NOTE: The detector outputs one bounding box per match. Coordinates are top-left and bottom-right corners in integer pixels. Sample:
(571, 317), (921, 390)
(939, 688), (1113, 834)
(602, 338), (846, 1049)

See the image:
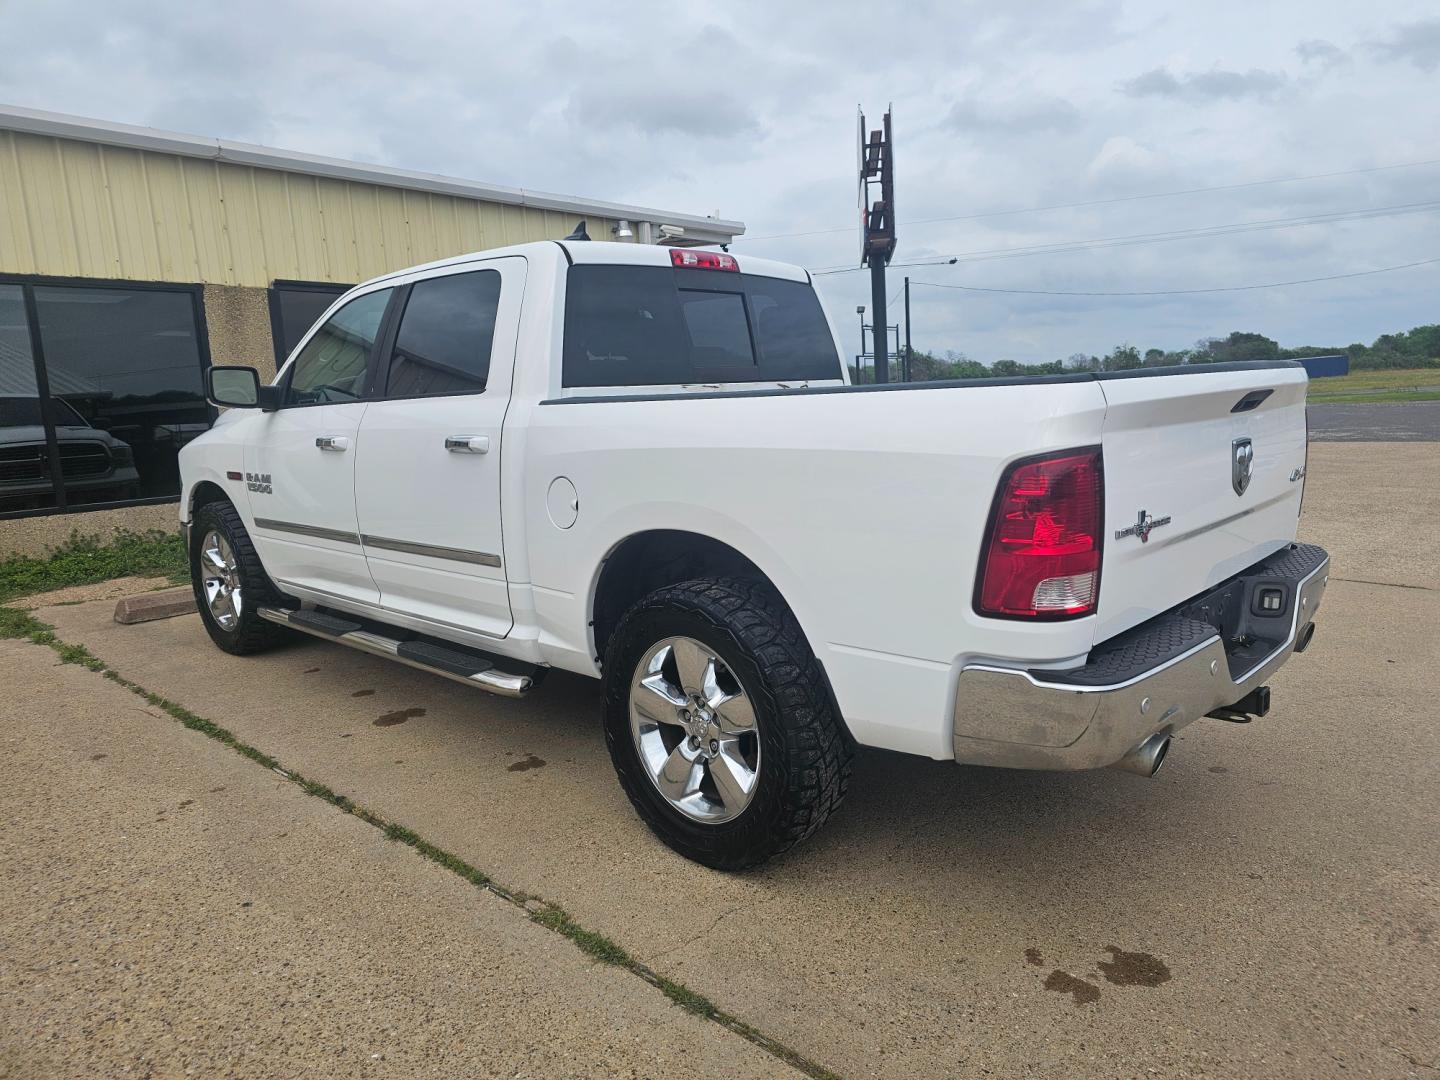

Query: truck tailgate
(1094, 364), (1309, 642)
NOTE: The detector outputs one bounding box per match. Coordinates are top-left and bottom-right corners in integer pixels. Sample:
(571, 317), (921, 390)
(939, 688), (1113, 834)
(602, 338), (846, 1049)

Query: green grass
(0, 529), (187, 604)
(1309, 368), (1440, 403)
(1310, 389), (1440, 404)
(0, 604), (841, 1080)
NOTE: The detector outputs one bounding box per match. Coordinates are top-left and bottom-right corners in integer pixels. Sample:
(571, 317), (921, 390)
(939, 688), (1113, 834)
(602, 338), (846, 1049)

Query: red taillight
(975, 448), (1104, 619)
(670, 249), (739, 272)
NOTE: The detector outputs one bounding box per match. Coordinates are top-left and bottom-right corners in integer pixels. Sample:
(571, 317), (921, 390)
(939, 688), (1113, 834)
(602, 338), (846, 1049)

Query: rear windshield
(562, 266), (841, 387)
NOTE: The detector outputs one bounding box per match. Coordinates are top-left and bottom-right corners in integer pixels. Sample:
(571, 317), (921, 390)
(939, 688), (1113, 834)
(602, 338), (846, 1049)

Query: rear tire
(190, 500), (292, 655)
(602, 578), (853, 870)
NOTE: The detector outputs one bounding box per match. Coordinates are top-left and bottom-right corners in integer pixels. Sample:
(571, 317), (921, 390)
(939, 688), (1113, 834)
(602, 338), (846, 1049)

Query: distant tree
(1209, 331), (1281, 363)
(1065, 352), (1101, 371)
(1102, 344), (1142, 371)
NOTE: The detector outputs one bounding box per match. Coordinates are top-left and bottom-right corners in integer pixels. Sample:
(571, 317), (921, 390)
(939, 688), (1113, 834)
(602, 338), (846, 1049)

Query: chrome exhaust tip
(1110, 733), (1171, 778)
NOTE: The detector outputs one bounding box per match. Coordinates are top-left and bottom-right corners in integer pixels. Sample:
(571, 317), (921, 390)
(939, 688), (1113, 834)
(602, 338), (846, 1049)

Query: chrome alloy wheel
(199, 530), (242, 631)
(628, 636), (762, 824)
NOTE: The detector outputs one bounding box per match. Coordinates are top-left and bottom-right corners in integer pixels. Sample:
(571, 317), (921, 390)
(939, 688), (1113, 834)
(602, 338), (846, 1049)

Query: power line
(809, 198), (1440, 275)
(739, 156), (1440, 243)
(904, 255), (1440, 298)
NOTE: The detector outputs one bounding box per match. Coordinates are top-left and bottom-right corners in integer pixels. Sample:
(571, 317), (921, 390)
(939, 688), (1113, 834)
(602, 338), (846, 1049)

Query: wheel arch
(588, 531), (846, 741)
(187, 479), (232, 522)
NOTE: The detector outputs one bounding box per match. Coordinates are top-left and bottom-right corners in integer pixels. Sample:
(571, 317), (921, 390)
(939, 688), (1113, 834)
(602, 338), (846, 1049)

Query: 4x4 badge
(1115, 509), (1172, 544)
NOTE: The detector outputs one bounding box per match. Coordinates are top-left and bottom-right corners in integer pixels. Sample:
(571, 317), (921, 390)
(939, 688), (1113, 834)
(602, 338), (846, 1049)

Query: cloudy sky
(2, 0), (1437, 363)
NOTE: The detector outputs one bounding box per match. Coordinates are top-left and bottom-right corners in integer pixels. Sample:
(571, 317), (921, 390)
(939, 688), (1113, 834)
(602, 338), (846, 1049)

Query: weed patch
(0, 529), (187, 603)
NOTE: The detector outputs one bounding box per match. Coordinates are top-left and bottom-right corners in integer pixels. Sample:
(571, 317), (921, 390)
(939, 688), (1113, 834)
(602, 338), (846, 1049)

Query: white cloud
(0, 0), (1437, 363)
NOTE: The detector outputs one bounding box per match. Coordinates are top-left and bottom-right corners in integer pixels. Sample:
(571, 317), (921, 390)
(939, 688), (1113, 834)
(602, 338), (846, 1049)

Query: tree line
(850, 322), (1440, 382)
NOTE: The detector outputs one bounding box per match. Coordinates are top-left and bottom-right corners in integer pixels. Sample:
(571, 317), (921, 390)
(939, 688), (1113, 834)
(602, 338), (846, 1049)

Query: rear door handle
(315, 435), (349, 452)
(445, 435), (490, 454)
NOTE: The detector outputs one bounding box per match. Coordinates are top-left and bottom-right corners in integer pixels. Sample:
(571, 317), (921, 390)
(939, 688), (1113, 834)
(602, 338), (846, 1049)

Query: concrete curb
(114, 588), (195, 625)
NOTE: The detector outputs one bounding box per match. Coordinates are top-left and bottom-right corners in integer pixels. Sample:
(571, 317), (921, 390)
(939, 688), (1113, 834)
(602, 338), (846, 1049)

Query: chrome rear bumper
(953, 544), (1330, 771)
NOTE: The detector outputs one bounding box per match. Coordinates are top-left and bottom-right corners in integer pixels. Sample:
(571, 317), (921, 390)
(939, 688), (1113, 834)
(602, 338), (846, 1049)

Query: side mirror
(206, 366), (279, 411)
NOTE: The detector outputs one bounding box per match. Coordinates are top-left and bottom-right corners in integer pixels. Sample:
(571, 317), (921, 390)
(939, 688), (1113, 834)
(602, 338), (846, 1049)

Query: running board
(256, 607), (534, 697)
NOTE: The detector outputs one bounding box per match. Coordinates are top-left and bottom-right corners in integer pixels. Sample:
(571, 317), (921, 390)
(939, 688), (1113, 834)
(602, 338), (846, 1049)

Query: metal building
(0, 104), (744, 553)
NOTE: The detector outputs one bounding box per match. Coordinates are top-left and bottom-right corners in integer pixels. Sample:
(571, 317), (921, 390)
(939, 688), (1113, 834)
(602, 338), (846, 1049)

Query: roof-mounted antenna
(563, 219), (591, 241)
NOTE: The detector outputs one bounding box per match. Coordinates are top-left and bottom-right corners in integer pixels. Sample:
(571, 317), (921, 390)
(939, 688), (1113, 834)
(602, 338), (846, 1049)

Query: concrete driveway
(4, 441), (1437, 1078)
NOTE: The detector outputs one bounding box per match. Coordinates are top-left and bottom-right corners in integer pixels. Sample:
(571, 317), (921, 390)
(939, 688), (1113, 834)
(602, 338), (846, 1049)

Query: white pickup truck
(181, 239), (1329, 868)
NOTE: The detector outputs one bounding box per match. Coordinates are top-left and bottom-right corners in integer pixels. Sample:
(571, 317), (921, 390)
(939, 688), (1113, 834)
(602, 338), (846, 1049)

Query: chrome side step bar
(256, 607), (533, 698)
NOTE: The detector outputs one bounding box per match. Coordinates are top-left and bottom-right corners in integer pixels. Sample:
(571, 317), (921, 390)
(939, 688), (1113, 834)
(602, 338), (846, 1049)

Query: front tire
(602, 578), (854, 870)
(190, 500), (292, 655)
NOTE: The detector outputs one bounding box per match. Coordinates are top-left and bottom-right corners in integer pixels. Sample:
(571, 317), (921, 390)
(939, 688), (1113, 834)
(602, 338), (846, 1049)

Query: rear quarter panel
(518, 382), (1107, 758)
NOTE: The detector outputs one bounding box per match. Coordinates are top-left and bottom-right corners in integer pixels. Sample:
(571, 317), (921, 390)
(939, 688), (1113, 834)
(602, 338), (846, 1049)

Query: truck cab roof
(361, 239), (809, 291)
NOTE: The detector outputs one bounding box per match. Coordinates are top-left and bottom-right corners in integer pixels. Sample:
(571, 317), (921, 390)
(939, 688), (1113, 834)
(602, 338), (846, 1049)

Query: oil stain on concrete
(374, 707), (426, 728)
(1097, 946), (1171, 987)
(1024, 947), (1043, 966)
(352, 689), (375, 698)
(508, 754), (547, 773)
(1044, 970), (1101, 1005)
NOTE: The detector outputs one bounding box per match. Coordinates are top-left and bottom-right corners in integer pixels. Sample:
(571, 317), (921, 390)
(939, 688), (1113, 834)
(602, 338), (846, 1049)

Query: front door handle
(445, 435), (490, 454)
(315, 435), (349, 452)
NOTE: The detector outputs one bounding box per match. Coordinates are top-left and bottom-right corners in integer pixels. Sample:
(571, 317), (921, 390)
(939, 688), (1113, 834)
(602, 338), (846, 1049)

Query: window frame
(374, 267), (504, 403)
(0, 273), (214, 522)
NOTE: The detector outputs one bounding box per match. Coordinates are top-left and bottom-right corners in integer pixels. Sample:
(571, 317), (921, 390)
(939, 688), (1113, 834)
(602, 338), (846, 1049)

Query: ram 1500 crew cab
(181, 239), (1329, 868)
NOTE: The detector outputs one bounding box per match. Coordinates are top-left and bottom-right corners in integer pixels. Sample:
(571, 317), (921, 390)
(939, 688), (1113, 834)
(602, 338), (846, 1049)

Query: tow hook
(1206, 685), (1271, 724)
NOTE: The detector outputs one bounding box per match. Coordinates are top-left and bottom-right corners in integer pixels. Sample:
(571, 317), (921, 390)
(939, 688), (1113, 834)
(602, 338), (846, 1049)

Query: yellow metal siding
(0, 130), (615, 286)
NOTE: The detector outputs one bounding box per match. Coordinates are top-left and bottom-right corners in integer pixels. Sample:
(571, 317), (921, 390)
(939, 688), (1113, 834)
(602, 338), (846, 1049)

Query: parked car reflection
(0, 395), (140, 511)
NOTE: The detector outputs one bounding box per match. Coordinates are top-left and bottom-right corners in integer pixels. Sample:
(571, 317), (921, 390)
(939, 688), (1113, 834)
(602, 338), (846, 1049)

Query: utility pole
(858, 106), (897, 383)
(855, 305), (866, 380)
(903, 276), (912, 382)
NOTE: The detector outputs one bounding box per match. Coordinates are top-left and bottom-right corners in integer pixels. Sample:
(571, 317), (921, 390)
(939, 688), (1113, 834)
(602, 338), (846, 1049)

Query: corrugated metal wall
(0, 130), (615, 286)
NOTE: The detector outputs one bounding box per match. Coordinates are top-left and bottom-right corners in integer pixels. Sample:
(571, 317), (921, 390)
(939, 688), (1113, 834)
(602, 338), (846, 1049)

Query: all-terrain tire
(189, 500), (293, 655)
(602, 578), (854, 870)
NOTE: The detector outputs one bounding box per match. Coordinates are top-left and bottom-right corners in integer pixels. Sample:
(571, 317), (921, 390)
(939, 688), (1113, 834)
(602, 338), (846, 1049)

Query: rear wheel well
(591, 531), (771, 664)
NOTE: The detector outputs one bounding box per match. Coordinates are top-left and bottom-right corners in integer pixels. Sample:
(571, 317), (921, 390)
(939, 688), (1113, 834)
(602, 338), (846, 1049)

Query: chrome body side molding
(254, 517), (360, 544)
(360, 534), (502, 568)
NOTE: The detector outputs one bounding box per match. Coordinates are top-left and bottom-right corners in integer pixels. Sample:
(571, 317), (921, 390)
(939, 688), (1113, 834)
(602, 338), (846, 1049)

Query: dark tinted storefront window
(0, 279), (211, 517)
(0, 284), (61, 513)
(269, 282), (351, 364)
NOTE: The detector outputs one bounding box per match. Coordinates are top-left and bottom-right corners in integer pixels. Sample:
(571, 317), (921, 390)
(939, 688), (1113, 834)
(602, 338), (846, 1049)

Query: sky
(1, 0), (1438, 364)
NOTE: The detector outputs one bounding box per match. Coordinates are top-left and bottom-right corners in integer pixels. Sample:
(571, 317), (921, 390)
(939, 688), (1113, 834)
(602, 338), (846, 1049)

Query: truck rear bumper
(952, 543), (1330, 771)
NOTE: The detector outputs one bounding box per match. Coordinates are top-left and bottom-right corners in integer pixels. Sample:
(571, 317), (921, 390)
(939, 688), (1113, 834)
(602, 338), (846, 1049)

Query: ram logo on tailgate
(1232, 438), (1254, 496)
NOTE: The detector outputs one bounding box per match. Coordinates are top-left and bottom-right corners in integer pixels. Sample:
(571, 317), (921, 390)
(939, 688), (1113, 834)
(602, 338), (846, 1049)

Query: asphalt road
(3, 441), (1437, 1078)
(1308, 401), (1440, 441)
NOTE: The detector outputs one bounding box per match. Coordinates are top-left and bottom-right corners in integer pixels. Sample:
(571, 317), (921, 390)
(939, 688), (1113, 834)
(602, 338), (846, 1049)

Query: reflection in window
(285, 289), (391, 405)
(269, 283), (351, 364)
(387, 271), (500, 398)
(0, 284), (61, 512)
(33, 286), (206, 505)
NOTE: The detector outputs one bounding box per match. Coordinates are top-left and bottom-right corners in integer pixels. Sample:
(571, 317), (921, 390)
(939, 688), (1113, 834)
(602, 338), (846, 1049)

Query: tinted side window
(562, 267), (689, 387)
(745, 276), (842, 382)
(386, 271), (501, 398)
(285, 289), (391, 406)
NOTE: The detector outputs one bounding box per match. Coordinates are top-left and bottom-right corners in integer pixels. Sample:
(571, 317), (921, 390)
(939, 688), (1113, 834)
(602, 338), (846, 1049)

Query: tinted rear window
(562, 266), (840, 387)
